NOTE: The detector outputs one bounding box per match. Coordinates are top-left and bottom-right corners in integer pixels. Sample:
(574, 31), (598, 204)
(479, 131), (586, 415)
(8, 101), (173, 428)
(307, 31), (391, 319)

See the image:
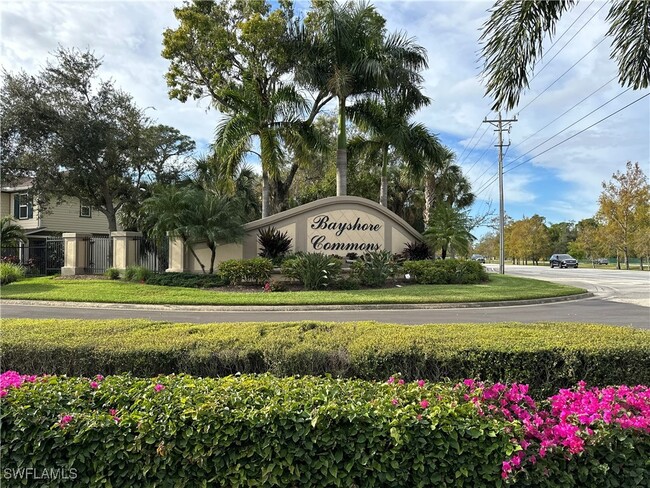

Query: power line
(465, 133), (498, 173)
(505, 86), (633, 169)
(530, 1), (605, 82)
(518, 36), (608, 114)
(512, 75), (618, 150)
(504, 93), (649, 175)
(457, 124), (491, 166)
(473, 92), (650, 198)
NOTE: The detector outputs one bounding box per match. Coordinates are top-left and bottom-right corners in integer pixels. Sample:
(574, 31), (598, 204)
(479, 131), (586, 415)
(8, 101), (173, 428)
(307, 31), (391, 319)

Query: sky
(1, 0), (648, 237)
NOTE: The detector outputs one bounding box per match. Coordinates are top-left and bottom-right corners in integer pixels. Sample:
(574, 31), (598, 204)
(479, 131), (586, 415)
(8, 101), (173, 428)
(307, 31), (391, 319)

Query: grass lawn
(0, 274), (585, 305)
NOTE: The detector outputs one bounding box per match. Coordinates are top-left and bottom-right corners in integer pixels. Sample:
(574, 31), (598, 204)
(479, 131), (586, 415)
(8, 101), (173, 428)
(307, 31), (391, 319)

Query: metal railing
(83, 236), (112, 274)
(1, 238), (64, 275)
(133, 236), (168, 273)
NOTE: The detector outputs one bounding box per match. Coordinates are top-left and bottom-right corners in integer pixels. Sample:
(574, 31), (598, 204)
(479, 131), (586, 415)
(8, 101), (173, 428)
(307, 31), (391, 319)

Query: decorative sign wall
(307, 210), (385, 255)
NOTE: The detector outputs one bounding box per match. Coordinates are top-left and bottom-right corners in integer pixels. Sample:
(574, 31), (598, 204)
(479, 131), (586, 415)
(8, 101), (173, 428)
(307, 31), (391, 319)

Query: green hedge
(403, 259), (488, 284)
(144, 272), (226, 288)
(2, 374), (648, 487)
(3, 320), (649, 396)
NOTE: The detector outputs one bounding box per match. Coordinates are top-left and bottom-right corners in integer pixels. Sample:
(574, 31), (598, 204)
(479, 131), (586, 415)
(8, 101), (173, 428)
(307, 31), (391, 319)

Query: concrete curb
(1, 292), (594, 312)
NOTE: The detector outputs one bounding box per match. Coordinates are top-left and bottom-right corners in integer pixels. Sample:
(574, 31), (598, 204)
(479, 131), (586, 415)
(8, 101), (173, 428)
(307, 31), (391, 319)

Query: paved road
(2, 266), (648, 328)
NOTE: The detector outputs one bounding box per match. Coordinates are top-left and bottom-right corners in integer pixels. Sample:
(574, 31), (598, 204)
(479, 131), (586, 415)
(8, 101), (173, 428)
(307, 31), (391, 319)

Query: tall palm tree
(348, 89), (442, 207)
(423, 146), (455, 226)
(481, 0), (650, 110)
(297, 0), (428, 196)
(0, 216), (26, 247)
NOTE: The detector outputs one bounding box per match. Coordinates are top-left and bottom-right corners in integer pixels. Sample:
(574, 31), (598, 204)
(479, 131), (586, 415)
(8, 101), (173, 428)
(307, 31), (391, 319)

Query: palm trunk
(380, 145), (388, 207)
(262, 172), (270, 218)
(336, 97), (347, 196)
(423, 173), (435, 226)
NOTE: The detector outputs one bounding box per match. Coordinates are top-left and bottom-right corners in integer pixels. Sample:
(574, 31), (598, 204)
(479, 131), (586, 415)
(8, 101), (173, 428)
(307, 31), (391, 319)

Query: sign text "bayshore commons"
(309, 215), (382, 252)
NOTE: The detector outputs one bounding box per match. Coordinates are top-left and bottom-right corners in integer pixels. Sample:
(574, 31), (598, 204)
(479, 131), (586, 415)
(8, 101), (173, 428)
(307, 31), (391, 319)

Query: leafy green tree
(298, 0), (428, 196)
(569, 218), (603, 265)
(0, 216), (26, 247)
(481, 0), (650, 110)
(1, 48), (193, 233)
(424, 203), (475, 259)
(163, 0), (324, 217)
(548, 222), (577, 254)
(597, 161), (650, 269)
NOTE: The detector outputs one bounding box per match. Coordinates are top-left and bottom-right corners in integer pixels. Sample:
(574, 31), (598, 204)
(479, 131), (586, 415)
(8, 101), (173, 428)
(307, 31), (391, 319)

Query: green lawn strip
(0, 274), (585, 305)
(4, 319), (648, 396)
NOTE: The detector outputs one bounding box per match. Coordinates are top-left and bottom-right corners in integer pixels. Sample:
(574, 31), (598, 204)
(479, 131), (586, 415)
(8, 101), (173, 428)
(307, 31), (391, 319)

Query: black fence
(1, 238), (64, 276)
(83, 236), (112, 274)
(133, 236), (169, 273)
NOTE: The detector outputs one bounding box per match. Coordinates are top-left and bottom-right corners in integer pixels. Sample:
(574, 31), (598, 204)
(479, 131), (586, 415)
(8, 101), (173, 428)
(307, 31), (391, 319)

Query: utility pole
(484, 112), (517, 275)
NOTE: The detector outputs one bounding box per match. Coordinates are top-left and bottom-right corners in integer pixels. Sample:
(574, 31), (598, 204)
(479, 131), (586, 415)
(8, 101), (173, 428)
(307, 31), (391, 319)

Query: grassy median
(0, 274), (585, 305)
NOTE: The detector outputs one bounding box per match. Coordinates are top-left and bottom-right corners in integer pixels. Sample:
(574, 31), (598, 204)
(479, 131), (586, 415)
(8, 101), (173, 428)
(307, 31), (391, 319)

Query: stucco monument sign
(167, 196), (423, 273)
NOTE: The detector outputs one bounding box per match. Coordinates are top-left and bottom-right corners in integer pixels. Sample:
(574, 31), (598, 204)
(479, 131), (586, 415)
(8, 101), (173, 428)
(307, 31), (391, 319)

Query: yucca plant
(282, 252), (341, 290)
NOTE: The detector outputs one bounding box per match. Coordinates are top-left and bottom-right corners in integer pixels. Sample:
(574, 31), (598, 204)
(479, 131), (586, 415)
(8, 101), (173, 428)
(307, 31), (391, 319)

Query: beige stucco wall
(170, 197), (423, 273)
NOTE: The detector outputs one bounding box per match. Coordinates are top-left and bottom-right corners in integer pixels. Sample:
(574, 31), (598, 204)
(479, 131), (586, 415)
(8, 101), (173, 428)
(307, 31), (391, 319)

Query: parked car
(549, 254), (578, 268)
(471, 254), (486, 263)
(593, 258), (609, 265)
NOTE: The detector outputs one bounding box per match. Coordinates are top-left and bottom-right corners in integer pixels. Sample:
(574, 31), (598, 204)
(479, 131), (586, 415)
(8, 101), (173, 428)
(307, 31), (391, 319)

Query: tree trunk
(423, 174), (435, 227)
(624, 246), (629, 270)
(336, 97), (347, 196)
(262, 172), (270, 218)
(208, 245), (216, 275)
(380, 145), (388, 207)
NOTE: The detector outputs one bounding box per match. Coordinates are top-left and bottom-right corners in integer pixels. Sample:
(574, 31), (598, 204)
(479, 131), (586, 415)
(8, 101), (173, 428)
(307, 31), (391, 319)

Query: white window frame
(18, 193), (30, 220)
(80, 203), (92, 218)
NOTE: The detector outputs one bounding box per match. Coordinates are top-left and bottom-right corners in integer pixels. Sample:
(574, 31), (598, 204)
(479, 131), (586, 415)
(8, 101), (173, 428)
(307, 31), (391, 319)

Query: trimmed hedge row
(1, 374), (648, 487)
(402, 259), (488, 284)
(3, 320), (649, 396)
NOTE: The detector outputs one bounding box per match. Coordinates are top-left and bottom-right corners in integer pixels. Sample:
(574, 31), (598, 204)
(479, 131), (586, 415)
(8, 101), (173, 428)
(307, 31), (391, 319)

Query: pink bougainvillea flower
(397, 379), (405, 386)
(60, 415), (73, 427)
(387, 377), (395, 385)
(417, 379), (425, 388)
(420, 399), (430, 409)
(154, 383), (165, 392)
(90, 381), (99, 389)
(0, 390), (7, 398)
(391, 398), (399, 406)
(416, 414), (423, 421)
(96, 375), (104, 381)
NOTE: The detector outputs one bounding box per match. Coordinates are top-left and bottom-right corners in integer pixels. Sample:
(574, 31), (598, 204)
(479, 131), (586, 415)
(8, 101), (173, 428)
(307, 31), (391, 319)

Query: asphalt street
(2, 265), (648, 328)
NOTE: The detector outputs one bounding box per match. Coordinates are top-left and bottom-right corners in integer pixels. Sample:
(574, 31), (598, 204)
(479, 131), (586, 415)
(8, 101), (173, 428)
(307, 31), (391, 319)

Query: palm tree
(348, 89), (442, 207)
(298, 0), (428, 196)
(424, 203), (476, 259)
(0, 216), (26, 247)
(423, 146), (454, 226)
(481, 0), (650, 110)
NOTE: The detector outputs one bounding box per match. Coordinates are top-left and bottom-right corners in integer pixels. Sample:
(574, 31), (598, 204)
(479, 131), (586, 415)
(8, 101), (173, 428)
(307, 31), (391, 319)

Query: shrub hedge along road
(1, 373), (648, 487)
(3, 320), (649, 397)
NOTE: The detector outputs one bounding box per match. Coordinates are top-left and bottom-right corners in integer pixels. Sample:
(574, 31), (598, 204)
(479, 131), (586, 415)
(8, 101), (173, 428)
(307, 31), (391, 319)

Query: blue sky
(2, 0), (648, 237)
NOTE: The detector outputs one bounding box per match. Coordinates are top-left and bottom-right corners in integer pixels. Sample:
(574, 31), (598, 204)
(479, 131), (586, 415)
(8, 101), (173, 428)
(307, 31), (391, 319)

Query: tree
(505, 215), (551, 264)
(348, 89), (441, 207)
(1, 48), (193, 233)
(298, 0), (428, 196)
(568, 218), (603, 265)
(423, 203), (475, 259)
(0, 216), (26, 247)
(548, 221), (577, 254)
(481, 0), (650, 110)
(163, 0), (324, 218)
(141, 184), (245, 274)
(596, 161), (649, 269)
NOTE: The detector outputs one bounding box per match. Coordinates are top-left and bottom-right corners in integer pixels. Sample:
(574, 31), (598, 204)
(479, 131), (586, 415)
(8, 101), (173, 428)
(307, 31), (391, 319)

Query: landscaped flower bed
(1, 372), (648, 487)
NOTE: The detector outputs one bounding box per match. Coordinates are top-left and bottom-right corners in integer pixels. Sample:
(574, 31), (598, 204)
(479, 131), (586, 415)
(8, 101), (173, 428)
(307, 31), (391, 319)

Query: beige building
(1, 179), (113, 245)
(169, 196), (424, 273)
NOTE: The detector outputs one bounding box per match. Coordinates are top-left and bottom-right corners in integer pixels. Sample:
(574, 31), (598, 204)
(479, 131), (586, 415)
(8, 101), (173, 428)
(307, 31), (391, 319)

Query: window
(80, 202), (92, 218)
(17, 193), (31, 220)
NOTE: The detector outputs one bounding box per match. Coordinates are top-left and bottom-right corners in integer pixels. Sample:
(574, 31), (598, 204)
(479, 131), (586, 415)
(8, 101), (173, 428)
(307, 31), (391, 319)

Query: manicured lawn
(0, 274), (585, 305)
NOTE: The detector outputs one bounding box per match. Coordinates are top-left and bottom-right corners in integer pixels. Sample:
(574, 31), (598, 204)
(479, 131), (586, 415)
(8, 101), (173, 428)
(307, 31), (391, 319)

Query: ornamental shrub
(403, 259), (488, 285)
(3, 320), (649, 396)
(257, 226), (292, 265)
(144, 272), (226, 288)
(218, 258), (273, 285)
(123, 265), (151, 282)
(281, 253), (341, 290)
(1, 372), (648, 487)
(104, 267), (120, 280)
(351, 250), (399, 287)
(0, 262), (24, 285)
(401, 241), (432, 261)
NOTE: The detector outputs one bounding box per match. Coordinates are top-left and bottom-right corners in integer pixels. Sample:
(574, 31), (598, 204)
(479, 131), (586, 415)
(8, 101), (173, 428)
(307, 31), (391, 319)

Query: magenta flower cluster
(460, 379), (650, 480)
(0, 370), (36, 397)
